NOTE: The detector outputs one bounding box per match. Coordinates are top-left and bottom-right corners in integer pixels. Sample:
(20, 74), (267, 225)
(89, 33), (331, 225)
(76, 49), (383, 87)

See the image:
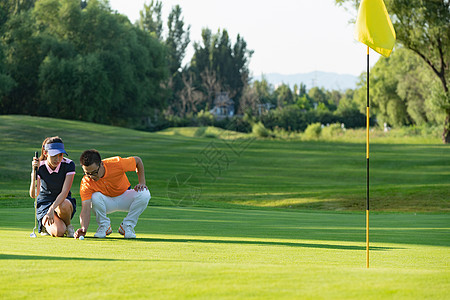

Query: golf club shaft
(33, 151), (38, 233)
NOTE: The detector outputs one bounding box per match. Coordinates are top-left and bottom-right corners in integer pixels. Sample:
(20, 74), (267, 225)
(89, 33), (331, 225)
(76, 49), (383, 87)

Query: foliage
(0, 42), (15, 97)
(189, 28), (253, 113)
(321, 123), (344, 139)
(259, 105), (367, 133)
(165, 5), (190, 76)
(1, 9), (42, 115)
(253, 76), (276, 106)
(137, 0), (163, 40)
(353, 48), (443, 127)
(303, 122), (322, 140)
(196, 110), (214, 125)
(274, 83), (294, 107)
(2, 0), (448, 139)
(309, 87), (337, 111)
(0, 0), (168, 127)
(389, 0), (449, 92)
(252, 121), (270, 138)
(335, 0), (450, 142)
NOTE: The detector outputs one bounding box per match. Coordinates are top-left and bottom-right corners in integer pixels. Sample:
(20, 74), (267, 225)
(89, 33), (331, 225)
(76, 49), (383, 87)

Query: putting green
(0, 206), (448, 299)
(0, 115), (448, 298)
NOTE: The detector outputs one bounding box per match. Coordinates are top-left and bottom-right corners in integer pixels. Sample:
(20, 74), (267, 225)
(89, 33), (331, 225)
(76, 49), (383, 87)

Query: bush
(322, 123), (344, 139)
(252, 122), (270, 138)
(303, 123), (322, 140)
(197, 110), (214, 126)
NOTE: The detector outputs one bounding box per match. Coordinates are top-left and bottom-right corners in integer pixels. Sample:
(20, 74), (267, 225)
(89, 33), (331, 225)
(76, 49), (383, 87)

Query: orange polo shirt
(80, 156), (136, 201)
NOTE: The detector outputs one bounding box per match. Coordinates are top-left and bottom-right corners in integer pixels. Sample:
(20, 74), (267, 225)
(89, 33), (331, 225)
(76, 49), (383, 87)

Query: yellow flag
(355, 0), (396, 57)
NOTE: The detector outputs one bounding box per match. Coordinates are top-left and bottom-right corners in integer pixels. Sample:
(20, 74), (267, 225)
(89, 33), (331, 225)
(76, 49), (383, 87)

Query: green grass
(0, 115), (448, 212)
(0, 207), (448, 299)
(158, 126), (250, 139)
(0, 115), (449, 298)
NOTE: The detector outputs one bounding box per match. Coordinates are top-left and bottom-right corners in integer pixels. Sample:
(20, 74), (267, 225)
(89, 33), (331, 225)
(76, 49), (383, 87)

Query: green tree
(190, 28), (253, 112)
(232, 33), (253, 102)
(253, 76), (275, 106)
(336, 89), (357, 114)
(296, 95), (313, 110)
(160, 5), (191, 117)
(336, 0), (450, 142)
(0, 0), (35, 28)
(389, 0), (450, 142)
(0, 43), (15, 98)
(274, 83), (294, 108)
(327, 90), (342, 108)
(166, 5), (190, 75)
(1, 9), (43, 114)
(308, 87), (336, 111)
(137, 0), (163, 40)
(1, 0), (168, 126)
(353, 47), (440, 127)
(33, 0), (167, 125)
(298, 83), (308, 97)
(38, 53), (112, 122)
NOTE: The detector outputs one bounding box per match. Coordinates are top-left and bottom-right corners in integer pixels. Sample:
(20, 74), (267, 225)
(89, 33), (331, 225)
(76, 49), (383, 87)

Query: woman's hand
(31, 157), (39, 170)
(43, 208), (55, 226)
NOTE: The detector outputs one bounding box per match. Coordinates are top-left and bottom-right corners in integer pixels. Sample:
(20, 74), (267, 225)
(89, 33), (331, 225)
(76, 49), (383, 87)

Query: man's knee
(91, 192), (105, 205)
(135, 189), (151, 205)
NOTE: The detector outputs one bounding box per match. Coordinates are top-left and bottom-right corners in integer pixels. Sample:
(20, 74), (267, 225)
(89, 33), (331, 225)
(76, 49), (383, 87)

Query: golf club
(30, 151), (38, 238)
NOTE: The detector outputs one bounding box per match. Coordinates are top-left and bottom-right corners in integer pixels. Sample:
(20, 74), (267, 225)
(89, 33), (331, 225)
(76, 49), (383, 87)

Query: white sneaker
(118, 223), (136, 239)
(66, 224), (75, 238)
(40, 226), (50, 236)
(94, 225), (112, 238)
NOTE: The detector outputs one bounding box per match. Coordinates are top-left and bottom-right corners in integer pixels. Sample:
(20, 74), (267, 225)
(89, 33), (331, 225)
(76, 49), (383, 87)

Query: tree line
(336, 0), (449, 142)
(0, 0), (254, 128)
(1, 0), (449, 142)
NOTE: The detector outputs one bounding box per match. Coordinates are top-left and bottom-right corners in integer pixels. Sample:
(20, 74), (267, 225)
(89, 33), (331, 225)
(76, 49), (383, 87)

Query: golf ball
(79, 236), (84, 240)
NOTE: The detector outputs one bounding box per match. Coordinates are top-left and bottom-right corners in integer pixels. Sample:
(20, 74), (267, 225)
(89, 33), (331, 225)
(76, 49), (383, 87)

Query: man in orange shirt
(74, 150), (151, 239)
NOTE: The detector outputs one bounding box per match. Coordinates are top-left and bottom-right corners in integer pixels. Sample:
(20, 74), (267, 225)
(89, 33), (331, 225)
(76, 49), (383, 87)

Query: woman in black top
(29, 137), (77, 237)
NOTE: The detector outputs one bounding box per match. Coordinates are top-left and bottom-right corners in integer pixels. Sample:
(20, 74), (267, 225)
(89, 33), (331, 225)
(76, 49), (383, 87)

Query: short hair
(80, 149), (102, 166)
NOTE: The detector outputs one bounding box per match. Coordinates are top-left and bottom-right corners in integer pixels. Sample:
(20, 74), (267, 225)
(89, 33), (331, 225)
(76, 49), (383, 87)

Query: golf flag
(354, 0), (395, 268)
(355, 0), (396, 57)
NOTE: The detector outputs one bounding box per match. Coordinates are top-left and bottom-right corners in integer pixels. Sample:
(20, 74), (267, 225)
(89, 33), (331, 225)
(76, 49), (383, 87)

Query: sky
(108, 0), (382, 77)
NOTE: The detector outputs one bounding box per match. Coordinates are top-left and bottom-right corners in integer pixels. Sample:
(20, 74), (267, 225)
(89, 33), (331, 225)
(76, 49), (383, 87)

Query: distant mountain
(253, 71), (359, 91)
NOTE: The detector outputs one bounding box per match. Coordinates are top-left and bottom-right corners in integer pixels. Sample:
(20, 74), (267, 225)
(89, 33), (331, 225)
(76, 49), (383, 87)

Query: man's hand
(74, 228), (86, 239)
(134, 183), (148, 192)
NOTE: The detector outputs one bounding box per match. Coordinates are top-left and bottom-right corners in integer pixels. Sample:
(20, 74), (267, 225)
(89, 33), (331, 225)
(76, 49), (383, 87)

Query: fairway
(1, 116), (448, 212)
(0, 115), (449, 299)
(0, 207), (448, 299)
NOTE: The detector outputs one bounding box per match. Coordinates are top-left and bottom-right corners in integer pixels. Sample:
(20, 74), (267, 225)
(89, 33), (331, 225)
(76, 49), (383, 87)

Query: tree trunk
(443, 113), (450, 144)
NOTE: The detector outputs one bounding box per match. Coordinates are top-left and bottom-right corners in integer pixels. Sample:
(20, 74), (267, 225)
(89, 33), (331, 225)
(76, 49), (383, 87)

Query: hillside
(0, 115), (448, 212)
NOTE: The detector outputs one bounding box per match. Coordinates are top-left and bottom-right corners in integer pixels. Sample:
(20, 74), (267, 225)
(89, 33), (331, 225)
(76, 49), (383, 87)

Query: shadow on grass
(0, 253), (129, 261)
(94, 236), (399, 251)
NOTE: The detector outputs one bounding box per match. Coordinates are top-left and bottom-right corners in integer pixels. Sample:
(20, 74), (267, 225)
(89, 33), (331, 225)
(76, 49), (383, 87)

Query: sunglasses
(84, 163), (101, 176)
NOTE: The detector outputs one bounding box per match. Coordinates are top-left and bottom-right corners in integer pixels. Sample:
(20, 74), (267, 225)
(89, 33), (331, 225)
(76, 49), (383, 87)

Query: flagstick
(366, 45), (370, 269)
